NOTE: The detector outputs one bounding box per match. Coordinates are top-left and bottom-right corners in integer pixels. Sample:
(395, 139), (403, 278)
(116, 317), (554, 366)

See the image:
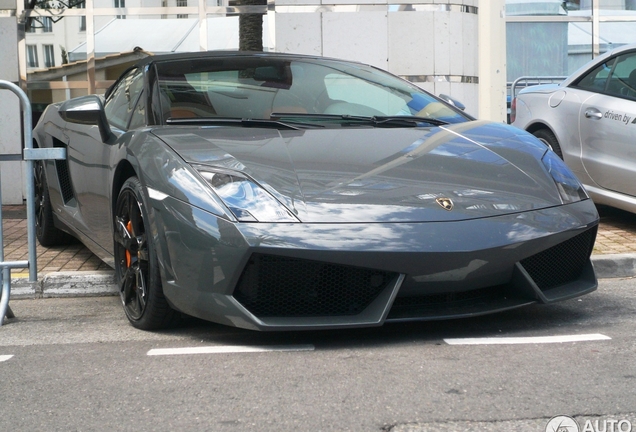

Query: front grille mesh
(233, 254), (397, 318)
(520, 226), (597, 291)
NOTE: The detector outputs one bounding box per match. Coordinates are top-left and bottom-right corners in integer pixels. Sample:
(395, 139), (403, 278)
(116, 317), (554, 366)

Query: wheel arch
(525, 121), (557, 137)
(111, 159), (137, 220)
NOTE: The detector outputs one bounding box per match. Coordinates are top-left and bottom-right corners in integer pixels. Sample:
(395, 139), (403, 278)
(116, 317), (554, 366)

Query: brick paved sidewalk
(1, 206), (110, 275)
(1, 204), (635, 276)
(594, 205), (636, 255)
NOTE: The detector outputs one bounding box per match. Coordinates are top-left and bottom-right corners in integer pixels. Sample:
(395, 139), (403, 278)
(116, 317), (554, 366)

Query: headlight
(194, 165), (299, 222)
(541, 151), (589, 204)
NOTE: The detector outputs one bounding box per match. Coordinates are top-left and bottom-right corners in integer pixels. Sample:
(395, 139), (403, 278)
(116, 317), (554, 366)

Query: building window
(177, 0), (187, 18)
(506, 0), (636, 83)
(114, 0), (126, 19)
(44, 45), (55, 68)
(27, 45), (39, 68)
(43, 17), (53, 32)
(78, 0), (86, 31)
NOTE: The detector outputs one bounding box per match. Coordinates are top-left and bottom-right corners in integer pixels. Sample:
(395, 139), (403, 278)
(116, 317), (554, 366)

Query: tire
(114, 177), (178, 330)
(532, 128), (563, 159)
(34, 161), (74, 246)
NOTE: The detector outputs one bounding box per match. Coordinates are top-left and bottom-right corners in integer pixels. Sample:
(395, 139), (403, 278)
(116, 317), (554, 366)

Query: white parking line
(147, 345), (315, 356)
(0, 355), (14, 362)
(444, 333), (611, 345)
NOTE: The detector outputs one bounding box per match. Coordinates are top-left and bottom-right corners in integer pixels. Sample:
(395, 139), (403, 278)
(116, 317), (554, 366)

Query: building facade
(0, 0), (635, 203)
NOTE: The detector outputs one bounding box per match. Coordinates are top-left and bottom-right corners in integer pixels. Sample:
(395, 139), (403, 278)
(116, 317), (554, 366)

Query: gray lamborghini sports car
(512, 43), (636, 214)
(33, 51), (599, 331)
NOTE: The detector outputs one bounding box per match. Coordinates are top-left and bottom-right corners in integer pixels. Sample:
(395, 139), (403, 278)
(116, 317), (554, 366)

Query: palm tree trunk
(238, 0), (266, 51)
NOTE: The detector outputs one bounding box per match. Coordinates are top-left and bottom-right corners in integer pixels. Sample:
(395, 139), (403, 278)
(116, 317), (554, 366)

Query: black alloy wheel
(114, 177), (177, 329)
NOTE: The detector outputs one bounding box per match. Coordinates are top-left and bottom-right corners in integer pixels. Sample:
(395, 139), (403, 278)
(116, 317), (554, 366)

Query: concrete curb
(10, 271), (117, 299)
(5, 254), (635, 300)
(591, 253), (636, 279)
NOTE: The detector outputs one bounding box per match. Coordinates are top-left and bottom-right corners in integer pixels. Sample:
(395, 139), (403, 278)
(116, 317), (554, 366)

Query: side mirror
(59, 95), (113, 142)
(438, 94), (466, 111)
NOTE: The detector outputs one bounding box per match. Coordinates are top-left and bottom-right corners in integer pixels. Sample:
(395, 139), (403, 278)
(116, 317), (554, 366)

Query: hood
(153, 121), (563, 223)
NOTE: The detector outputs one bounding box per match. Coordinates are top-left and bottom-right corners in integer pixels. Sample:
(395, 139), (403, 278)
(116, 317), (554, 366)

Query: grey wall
(0, 0), (26, 204)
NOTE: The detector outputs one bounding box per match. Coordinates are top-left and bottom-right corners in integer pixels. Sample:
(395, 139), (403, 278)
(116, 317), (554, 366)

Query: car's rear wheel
(114, 177), (178, 330)
(533, 129), (563, 159)
(34, 161), (74, 246)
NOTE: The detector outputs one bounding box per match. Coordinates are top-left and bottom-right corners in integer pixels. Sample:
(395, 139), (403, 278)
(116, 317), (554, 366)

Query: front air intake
(233, 254), (397, 318)
(520, 226), (597, 291)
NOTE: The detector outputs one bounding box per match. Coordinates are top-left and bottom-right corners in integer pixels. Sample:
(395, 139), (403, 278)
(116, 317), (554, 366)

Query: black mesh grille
(233, 254), (397, 318)
(53, 138), (73, 204)
(520, 226), (597, 291)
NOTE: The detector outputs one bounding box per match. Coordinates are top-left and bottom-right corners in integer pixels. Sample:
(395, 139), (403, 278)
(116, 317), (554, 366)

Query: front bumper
(151, 197), (599, 330)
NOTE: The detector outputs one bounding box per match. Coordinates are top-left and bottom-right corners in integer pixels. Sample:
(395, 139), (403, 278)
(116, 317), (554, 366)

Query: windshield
(154, 56), (468, 126)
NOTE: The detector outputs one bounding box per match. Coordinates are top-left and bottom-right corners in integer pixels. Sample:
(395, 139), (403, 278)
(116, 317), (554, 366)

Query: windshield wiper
(371, 115), (449, 126)
(270, 112), (448, 127)
(165, 117), (324, 130)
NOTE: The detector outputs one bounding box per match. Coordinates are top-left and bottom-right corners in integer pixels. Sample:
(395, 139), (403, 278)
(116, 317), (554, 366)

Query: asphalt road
(2, 278), (636, 432)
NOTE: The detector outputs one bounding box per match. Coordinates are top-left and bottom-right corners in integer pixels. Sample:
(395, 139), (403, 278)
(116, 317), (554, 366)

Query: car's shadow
(150, 288), (628, 350)
(597, 204), (636, 227)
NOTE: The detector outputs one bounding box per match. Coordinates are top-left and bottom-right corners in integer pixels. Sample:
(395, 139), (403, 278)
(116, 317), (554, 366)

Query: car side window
(608, 52), (636, 100)
(128, 90), (146, 130)
(104, 69), (144, 130)
(573, 57), (615, 93)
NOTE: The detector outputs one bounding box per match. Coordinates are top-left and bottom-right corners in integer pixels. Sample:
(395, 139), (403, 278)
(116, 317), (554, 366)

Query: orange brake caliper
(125, 221), (133, 268)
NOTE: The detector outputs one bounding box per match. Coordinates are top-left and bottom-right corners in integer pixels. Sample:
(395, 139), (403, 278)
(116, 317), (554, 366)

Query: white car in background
(512, 44), (636, 214)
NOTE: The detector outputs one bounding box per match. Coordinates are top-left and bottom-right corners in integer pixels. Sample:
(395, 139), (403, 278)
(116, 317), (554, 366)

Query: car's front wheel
(533, 128), (563, 159)
(114, 177), (178, 330)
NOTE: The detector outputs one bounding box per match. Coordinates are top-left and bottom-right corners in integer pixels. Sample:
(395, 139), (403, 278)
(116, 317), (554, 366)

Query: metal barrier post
(510, 76), (568, 101)
(0, 172), (24, 323)
(0, 80), (66, 326)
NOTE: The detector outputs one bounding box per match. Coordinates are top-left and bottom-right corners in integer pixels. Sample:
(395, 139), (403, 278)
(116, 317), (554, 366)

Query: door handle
(585, 109), (603, 119)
